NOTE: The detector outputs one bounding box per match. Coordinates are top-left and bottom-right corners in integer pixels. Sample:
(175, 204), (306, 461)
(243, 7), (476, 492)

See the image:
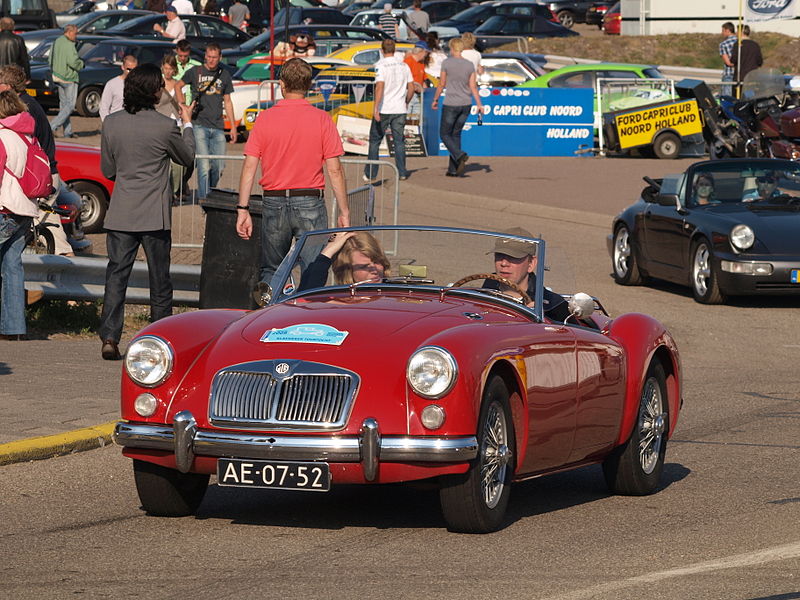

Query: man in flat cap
(483, 227), (569, 321)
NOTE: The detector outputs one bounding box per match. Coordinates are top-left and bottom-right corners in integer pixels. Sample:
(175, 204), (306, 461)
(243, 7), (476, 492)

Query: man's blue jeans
(194, 124), (227, 199)
(721, 74), (734, 98)
(440, 104), (471, 174)
(0, 214), (32, 335)
(260, 195), (328, 290)
(50, 81), (77, 137)
(365, 113), (408, 179)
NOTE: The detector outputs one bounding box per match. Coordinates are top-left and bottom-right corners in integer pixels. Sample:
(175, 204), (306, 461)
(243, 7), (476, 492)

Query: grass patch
(501, 32), (800, 74)
(26, 300), (197, 339)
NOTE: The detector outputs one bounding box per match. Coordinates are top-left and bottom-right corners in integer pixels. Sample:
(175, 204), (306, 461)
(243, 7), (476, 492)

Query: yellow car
(327, 41), (415, 66)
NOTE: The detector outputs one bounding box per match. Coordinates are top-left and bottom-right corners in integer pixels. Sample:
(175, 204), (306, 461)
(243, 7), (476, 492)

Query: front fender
(606, 313), (682, 446)
(120, 309), (248, 422)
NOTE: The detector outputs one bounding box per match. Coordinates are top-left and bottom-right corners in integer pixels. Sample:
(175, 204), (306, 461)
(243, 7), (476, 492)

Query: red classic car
(113, 226), (682, 533)
(55, 142), (115, 234)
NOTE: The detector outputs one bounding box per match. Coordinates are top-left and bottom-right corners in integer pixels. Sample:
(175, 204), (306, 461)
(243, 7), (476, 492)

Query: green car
(517, 63), (670, 114)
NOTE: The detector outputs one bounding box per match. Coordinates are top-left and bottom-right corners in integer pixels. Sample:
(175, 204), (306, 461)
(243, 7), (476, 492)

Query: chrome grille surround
(209, 360), (359, 431)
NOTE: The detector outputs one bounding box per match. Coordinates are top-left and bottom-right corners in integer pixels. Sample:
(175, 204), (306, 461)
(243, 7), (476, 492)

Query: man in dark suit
(99, 64), (195, 360)
(0, 18), (30, 79)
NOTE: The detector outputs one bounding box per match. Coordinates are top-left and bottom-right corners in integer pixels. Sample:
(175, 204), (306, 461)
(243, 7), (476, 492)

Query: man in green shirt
(175, 39), (201, 104)
(48, 24), (83, 138)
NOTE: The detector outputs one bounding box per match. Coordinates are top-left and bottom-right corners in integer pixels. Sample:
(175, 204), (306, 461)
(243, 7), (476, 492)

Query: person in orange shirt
(404, 41), (429, 93)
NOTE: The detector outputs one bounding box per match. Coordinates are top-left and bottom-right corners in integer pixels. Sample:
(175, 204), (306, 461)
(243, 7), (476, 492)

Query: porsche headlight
(407, 346), (457, 398)
(731, 224), (755, 250)
(245, 111), (256, 123)
(125, 336), (173, 387)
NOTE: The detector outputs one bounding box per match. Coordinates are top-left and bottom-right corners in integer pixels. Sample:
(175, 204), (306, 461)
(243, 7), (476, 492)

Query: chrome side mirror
(567, 292), (595, 320)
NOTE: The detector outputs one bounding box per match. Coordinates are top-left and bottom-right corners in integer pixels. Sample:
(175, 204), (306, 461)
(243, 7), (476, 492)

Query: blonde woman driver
(299, 231), (390, 290)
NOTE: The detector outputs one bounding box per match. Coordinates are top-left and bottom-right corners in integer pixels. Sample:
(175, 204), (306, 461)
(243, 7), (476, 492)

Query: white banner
(745, 0), (797, 21)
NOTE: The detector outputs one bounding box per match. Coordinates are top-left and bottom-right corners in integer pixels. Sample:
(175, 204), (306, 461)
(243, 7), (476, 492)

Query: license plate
(217, 458), (330, 492)
(792, 269), (799, 283)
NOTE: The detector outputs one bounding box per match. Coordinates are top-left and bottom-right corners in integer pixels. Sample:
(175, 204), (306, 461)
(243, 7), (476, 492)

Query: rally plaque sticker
(260, 323), (349, 345)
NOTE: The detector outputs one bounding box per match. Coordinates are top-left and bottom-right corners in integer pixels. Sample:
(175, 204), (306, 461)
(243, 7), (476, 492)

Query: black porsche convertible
(609, 158), (800, 303)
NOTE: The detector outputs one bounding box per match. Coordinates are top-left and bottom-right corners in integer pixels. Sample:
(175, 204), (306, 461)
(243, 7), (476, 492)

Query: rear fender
(606, 313), (682, 446)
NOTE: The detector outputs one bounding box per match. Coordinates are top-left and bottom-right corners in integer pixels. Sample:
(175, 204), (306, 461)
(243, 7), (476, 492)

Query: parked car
(603, 1), (620, 34)
(226, 56), (353, 140)
(101, 13), (251, 49)
(272, 6), (353, 25)
(368, 0), (470, 10)
(537, 0), (595, 28)
(350, 8), (420, 41)
(21, 9), (154, 53)
(473, 14), (578, 51)
(477, 51), (545, 87)
(223, 25), (390, 66)
(585, 1), (612, 28)
(113, 225), (682, 533)
(610, 158), (800, 303)
(430, 1), (557, 37)
(55, 142), (115, 234)
(327, 40), (416, 64)
(26, 37), (207, 119)
(0, 0), (55, 31)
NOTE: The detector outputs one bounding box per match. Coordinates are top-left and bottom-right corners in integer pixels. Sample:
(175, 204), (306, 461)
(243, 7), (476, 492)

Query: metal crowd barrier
(23, 254), (201, 306)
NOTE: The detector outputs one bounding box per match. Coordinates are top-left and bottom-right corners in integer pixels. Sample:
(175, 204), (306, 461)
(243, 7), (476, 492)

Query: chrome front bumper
(113, 410), (478, 482)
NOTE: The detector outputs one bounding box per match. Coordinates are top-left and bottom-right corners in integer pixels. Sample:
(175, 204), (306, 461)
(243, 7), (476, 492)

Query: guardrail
(23, 254), (201, 306)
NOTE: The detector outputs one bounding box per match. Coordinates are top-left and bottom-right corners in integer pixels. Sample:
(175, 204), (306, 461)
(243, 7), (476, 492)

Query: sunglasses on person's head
(296, 35), (308, 40)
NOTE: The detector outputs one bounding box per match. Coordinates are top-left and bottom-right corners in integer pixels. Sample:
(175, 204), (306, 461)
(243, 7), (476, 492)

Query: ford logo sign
(748, 0), (791, 14)
(275, 362), (290, 375)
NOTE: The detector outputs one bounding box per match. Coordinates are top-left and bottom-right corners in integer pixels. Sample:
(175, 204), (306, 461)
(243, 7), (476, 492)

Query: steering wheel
(450, 273), (533, 305)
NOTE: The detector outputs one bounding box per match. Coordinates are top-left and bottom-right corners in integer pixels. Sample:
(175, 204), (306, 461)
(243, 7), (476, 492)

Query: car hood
(702, 203), (800, 254)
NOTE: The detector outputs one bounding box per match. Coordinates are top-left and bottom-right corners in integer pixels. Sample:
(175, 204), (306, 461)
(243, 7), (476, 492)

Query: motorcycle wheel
(25, 227), (55, 255)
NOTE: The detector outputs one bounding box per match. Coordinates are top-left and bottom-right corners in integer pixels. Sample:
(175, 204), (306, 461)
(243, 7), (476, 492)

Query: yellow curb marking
(0, 421), (117, 466)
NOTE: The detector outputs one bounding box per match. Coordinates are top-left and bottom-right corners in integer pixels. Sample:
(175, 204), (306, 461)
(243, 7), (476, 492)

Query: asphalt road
(1, 122), (799, 598)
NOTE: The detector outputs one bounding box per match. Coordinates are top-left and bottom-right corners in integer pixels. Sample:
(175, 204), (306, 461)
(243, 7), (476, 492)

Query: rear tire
(611, 224), (643, 285)
(77, 87), (102, 118)
(557, 9), (575, 28)
(71, 181), (108, 233)
(133, 459), (209, 517)
(653, 132), (681, 159)
(603, 361), (668, 495)
(439, 376), (515, 533)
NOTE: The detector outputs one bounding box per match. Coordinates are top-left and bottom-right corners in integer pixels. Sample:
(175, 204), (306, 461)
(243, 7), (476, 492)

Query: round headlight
(731, 224), (755, 250)
(134, 393), (158, 417)
(125, 336), (173, 387)
(407, 346), (457, 398)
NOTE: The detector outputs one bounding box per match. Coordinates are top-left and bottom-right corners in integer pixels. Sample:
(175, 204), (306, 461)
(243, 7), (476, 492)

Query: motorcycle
(26, 183), (92, 255)
(677, 68), (800, 161)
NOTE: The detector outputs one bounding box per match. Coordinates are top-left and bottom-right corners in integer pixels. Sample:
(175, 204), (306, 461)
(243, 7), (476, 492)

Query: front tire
(602, 361), (668, 495)
(25, 226), (55, 255)
(612, 224), (643, 285)
(439, 376), (515, 533)
(133, 459), (209, 517)
(71, 181), (108, 233)
(691, 238), (725, 304)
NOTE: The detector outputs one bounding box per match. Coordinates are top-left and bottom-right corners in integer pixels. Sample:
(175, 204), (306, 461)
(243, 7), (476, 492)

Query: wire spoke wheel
(637, 375), (666, 475)
(480, 402), (510, 509)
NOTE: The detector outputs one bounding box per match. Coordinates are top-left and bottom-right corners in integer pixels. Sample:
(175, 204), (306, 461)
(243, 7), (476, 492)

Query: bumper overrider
(113, 410), (479, 482)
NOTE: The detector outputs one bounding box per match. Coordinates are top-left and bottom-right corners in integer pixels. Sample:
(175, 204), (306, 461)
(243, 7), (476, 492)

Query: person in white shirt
(364, 38), (414, 182)
(153, 5), (186, 42)
(99, 55), (138, 121)
(170, 0), (195, 13)
(460, 32), (483, 76)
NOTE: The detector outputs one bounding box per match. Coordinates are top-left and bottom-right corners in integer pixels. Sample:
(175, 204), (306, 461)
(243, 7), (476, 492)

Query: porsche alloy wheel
(439, 376), (515, 533)
(133, 459), (209, 517)
(691, 239), (725, 304)
(602, 361), (668, 495)
(612, 225), (642, 285)
(557, 9), (575, 28)
(77, 87), (102, 118)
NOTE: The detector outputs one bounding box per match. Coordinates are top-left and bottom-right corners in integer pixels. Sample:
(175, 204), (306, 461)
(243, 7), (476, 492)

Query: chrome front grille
(209, 360), (358, 430)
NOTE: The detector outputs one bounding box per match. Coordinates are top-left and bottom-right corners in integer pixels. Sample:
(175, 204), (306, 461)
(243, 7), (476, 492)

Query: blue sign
(423, 88), (594, 157)
(317, 80), (336, 103)
(260, 323), (349, 345)
(748, 0), (792, 16)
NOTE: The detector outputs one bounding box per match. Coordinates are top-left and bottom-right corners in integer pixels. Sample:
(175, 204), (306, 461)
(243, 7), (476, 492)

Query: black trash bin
(199, 190), (262, 309)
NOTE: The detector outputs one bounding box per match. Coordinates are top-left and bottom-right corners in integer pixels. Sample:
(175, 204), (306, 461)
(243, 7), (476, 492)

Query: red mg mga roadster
(113, 226), (682, 533)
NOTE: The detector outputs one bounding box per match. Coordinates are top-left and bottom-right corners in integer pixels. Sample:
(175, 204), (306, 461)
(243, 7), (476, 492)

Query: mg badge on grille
(275, 362), (290, 375)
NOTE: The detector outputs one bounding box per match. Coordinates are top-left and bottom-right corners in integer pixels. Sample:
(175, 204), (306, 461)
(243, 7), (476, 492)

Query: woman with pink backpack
(0, 90), (44, 340)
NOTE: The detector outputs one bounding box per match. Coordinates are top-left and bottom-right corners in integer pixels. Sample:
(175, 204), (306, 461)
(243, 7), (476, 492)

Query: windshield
(686, 161), (800, 208)
(742, 67), (785, 100)
(269, 226), (583, 323)
(450, 4), (491, 22)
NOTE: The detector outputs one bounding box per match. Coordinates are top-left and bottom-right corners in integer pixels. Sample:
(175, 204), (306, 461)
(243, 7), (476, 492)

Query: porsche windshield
(270, 227), (577, 318)
(686, 162), (800, 208)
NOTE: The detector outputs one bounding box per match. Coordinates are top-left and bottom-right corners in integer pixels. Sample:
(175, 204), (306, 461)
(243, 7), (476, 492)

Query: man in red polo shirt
(236, 58), (350, 305)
